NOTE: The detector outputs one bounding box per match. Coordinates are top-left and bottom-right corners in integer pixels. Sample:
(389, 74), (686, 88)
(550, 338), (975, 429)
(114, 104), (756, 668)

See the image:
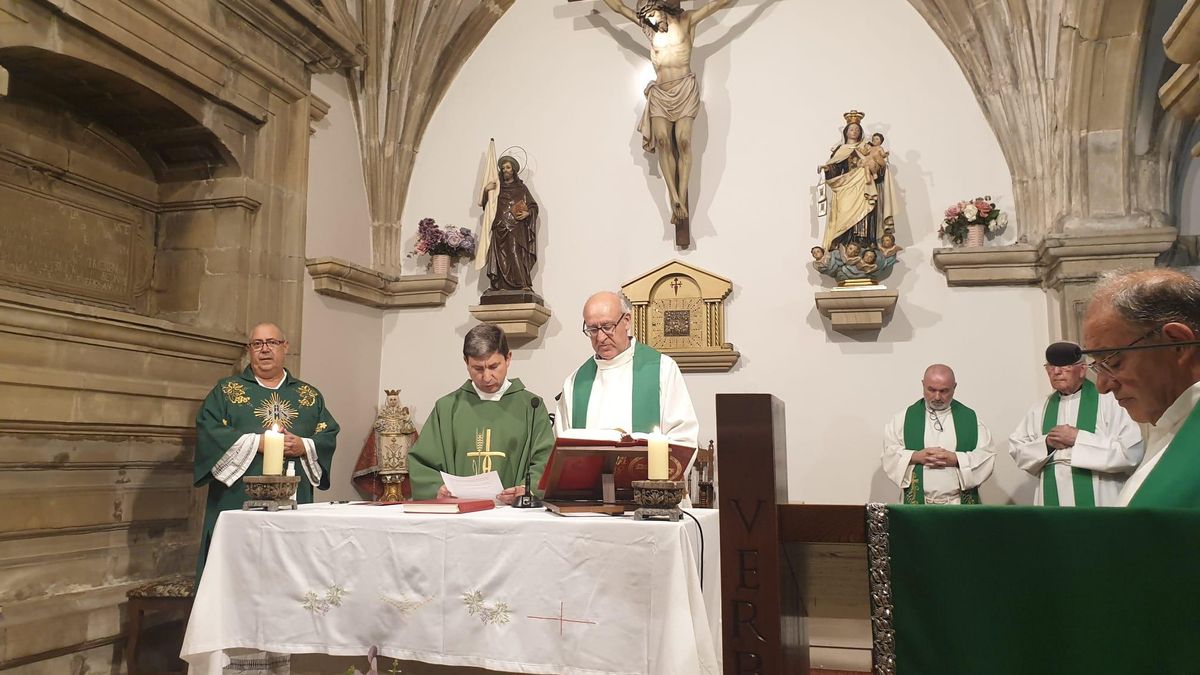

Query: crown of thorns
(636, 0), (683, 19)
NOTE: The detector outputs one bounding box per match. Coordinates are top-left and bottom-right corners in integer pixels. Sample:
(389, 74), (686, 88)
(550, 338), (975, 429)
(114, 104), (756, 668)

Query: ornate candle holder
(243, 475), (300, 511)
(632, 479), (686, 522)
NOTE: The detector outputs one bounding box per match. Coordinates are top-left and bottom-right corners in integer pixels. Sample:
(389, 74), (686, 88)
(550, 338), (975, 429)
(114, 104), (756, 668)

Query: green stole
(902, 399), (981, 505)
(1128, 399), (1200, 508)
(571, 342), (662, 433)
(1041, 379), (1099, 507)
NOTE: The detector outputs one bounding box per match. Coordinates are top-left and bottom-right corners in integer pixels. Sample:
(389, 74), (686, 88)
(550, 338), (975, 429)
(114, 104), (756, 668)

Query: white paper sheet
(439, 470), (504, 500)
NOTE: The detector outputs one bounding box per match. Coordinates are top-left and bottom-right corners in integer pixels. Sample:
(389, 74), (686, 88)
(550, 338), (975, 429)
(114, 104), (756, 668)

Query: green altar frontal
(870, 504), (1200, 674)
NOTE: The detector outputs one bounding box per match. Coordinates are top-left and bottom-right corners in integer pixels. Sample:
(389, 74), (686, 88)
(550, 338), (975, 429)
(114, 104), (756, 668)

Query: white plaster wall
(301, 73), (383, 501)
(370, 0), (1050, 505)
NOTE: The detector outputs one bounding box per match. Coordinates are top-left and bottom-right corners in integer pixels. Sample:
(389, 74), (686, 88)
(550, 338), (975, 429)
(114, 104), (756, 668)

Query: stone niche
(0, 0), (362, 671)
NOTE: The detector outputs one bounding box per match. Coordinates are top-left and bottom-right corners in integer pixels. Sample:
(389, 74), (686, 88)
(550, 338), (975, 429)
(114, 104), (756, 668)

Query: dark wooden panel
(716, 393), (805, 674)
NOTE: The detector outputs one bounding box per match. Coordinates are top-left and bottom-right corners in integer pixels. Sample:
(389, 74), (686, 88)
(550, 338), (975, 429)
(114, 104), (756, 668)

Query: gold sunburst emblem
(297, 385), (318, 407)
(254, 392), (299, 430)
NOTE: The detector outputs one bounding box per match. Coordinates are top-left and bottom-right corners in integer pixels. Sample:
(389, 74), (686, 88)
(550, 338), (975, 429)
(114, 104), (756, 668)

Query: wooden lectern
(716, 394), (871, 675)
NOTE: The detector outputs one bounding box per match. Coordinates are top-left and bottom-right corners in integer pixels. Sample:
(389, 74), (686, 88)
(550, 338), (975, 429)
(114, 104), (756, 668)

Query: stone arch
(907, 0), (1188, 240)
(0, 46), (243, 183)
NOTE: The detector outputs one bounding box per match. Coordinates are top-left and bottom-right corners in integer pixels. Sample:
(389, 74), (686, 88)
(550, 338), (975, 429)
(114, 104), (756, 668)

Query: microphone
(513, 397), (544, 509)
(1045, 339), (1200, 367)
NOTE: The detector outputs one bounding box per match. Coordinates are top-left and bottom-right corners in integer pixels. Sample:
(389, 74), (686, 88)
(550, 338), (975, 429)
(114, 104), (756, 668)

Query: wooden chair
(125, 575), (195, 675)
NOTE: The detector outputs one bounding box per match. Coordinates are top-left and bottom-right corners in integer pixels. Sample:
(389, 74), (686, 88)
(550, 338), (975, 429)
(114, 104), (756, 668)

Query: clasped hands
(911, 447), (959, 468)
(1045, 424), (1079, 450)
(437, 483), (526, 506)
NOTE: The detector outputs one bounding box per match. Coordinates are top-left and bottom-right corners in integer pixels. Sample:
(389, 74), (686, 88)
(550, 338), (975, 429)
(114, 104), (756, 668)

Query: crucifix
(468, 428), (506, 474)
(576, 0), (735, 248)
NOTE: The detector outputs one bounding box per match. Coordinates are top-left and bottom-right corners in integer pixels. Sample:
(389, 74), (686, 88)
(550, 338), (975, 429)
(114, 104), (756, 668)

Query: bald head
(922, 364), (956, 411)
(582, 291), (632, 360)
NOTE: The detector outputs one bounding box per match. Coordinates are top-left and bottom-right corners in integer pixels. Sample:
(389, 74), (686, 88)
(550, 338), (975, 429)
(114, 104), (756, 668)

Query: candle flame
(271, 423), (281, 433)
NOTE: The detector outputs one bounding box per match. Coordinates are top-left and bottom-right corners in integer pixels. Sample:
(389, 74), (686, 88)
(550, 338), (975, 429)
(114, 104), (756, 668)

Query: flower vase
(430, 254), (451, 275)
(965, 224), (986, 248)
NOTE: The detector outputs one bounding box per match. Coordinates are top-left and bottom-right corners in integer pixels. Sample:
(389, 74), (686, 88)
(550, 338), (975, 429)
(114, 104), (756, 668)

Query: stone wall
(0, 0), (362, 670)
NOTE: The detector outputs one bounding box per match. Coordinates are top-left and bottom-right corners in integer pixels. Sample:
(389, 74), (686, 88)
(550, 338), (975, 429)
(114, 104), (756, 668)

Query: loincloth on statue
(638, 72), (700, 152)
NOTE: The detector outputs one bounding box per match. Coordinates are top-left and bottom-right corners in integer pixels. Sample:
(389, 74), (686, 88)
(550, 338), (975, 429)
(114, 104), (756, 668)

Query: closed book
(402, 498), (494, 514)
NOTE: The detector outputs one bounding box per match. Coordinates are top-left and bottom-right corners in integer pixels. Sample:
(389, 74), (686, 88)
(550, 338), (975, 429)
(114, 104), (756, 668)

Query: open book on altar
(539, 430), (697, 505)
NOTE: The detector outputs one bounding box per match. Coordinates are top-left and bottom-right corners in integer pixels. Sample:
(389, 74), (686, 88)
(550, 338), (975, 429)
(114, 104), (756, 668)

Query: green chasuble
(194, 368), (339, 578)
(570, 341), (661, 433)
(1040, 379), (1099, 507)
(902, 399), (981, 505)
(1128, 400), (1200, 508)
(407, 379), (555, 500)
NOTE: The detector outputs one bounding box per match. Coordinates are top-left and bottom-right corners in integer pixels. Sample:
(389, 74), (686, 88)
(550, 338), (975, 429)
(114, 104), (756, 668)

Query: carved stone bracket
(467, 302), (551, 344)
(931, 246), (1042, 286)
(305, 257), (457, 309)
(932, 228), (1178, 288)
(814, 288), (899, 332)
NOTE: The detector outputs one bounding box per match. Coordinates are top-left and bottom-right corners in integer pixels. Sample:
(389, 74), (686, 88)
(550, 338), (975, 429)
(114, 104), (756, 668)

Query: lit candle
(263, 424), (284, 475)
(647, 431), (669, 481)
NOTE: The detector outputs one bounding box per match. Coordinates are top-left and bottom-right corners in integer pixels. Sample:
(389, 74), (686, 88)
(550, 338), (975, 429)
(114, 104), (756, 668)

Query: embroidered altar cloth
(181, 505), (720, 674)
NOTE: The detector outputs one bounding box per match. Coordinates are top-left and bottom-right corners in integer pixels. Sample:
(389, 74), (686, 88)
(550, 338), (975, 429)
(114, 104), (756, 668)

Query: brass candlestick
(632, 479), (686, 522)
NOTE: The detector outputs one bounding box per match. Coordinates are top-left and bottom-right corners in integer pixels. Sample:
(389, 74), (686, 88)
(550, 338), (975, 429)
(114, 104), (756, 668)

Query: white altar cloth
(181, 504), (720, 675)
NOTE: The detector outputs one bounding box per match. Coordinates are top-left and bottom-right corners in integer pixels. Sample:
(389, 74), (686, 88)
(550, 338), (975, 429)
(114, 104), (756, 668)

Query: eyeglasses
(928, 408), (944, 433)
(582, 314), (628, 338)
(1085, 327), (1159, 379)
(247, 339), (287, 350)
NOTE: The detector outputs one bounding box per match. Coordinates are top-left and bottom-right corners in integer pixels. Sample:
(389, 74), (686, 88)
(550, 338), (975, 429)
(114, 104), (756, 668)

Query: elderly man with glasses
(1007, 346), (1142, 507)
(881, 364), (995, 504)
(554, 291), (698, 446)
(1080, 269), (1200, 507)
(193, 322), (339, 578)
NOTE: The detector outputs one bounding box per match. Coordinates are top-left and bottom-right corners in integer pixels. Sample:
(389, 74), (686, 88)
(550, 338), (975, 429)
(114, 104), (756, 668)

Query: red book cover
(402, 498), (495, 514)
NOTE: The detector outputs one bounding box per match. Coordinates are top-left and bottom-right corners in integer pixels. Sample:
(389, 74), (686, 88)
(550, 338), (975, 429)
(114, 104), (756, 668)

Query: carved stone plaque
(0, 184), (134, 306)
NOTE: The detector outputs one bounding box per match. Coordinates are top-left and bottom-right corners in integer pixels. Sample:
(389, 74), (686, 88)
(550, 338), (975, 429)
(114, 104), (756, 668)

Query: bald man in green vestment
(408, 324), (555, 505)
(193, 323), (339, 578)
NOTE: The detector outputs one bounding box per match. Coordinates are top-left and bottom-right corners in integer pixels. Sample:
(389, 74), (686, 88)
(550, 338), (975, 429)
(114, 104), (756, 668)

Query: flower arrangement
(938, 196), (1008, 245)
(408, 218), (476, 260)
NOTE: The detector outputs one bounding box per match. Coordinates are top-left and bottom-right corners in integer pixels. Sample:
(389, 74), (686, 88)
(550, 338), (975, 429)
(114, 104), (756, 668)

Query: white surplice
(1117, 381), (1200, 506)
(1008, 387), (1143, 506)
(881, 405), (995, 504)
(555, 339), (699, 447)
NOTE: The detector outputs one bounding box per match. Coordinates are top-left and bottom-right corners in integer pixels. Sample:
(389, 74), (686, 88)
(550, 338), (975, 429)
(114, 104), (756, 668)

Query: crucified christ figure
(599, 0), (734, 247)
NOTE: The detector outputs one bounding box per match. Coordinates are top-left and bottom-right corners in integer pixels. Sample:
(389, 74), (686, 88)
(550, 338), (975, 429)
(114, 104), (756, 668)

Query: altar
(181, 505), (720, 675)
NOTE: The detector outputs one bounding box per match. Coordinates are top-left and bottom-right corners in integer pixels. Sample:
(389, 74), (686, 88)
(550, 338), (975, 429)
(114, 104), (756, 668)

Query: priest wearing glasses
(1007, 345), (1142, 507)
(555, 291), (698, 446)
(881, 364), (995, 504)
(193, 322), (339, 578)
(1078, 269), (1200, 507)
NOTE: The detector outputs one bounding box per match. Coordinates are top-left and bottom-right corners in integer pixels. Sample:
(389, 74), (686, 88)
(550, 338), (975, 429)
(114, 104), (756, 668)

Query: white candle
(647, 433), (669, 481)
(263, 426), (284, 476)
